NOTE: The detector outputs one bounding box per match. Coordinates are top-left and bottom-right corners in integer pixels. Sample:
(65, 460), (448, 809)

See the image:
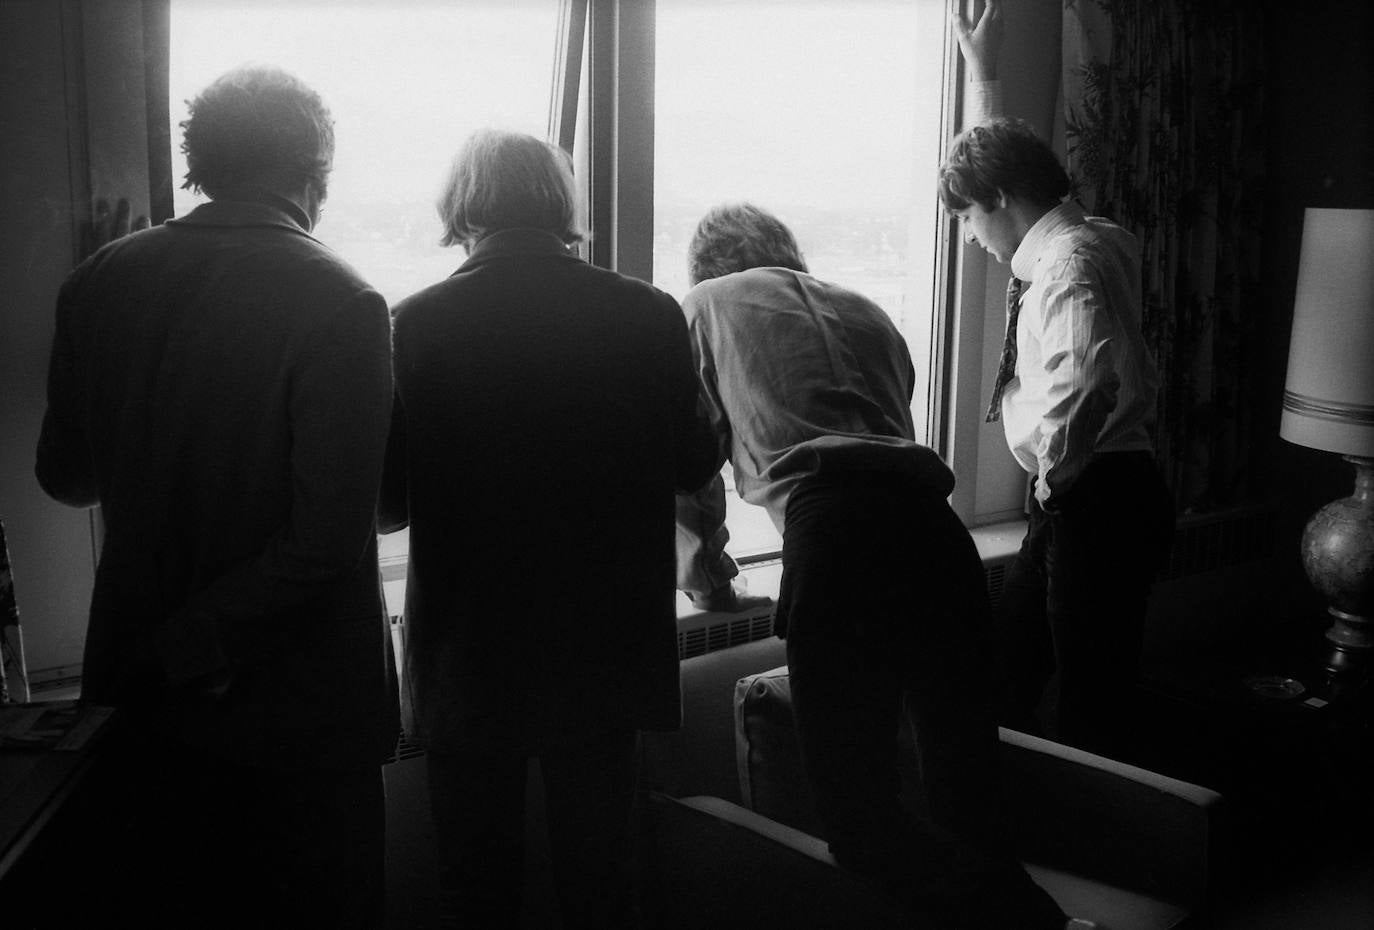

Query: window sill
(382, 525), (1023, 625)
(968, 518), (1027, 564)
(675, 560), (782, 623)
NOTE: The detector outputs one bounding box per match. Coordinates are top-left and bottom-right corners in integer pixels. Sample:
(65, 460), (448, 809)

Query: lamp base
(1324, 607), (1373, 678)
(1300, 456), (1374, 681)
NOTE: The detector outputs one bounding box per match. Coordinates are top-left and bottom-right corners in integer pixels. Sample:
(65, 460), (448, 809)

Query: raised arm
(952, 0), (1005, 127)
(951, 0), (1003, 82)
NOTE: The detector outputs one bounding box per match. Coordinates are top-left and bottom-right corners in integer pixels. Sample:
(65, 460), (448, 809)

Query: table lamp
(1279, 207), (1374, 678)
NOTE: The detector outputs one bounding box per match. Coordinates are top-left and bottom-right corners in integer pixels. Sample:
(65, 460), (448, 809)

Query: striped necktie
(985, 276), (1027, 423)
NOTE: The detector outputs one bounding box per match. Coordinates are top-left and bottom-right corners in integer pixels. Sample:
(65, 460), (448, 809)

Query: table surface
(0, 702), (117, 879)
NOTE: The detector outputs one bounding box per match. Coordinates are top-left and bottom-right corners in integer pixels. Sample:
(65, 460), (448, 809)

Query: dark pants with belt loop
(996, 451), (1175, 763)
(778, 471), (1066, 930)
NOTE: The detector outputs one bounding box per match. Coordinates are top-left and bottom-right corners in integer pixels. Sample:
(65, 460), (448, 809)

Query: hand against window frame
(951, 0), (1004, 83)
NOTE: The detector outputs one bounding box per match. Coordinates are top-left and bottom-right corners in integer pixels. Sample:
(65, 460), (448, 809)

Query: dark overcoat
(36, 198), (399, 769)
(381, 228), (716, 749)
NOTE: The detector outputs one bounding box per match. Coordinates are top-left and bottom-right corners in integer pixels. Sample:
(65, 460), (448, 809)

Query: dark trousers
(778, 474), (1066, 930)
(997, 452), (1174, 762)
(86, 725), (386, 929)
(425, 728), (639, 930)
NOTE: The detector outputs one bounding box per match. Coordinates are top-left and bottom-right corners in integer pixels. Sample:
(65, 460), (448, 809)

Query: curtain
(1060, 0), (1266, 512)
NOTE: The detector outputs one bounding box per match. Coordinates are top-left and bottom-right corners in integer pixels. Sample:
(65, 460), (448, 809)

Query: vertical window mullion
(547, 0), (587, 153)
(584, 0), (654, 280)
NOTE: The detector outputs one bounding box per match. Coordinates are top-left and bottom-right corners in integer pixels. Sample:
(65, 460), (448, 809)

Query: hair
(687, 203), (809, 286)
(436, 130), (586, 250)
(180, 66), (334, 198)
(937, 117), (1071, 213)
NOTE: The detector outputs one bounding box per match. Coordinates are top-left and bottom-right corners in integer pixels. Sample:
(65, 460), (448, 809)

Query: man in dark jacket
(380, 129), (717, 930)
(35, 66), (397, 929)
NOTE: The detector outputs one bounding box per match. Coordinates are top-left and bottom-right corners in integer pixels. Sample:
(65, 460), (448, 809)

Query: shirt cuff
(966, 80), (1003, 127)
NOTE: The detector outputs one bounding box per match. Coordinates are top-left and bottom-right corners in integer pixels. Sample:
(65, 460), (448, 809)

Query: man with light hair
(37, 65), (397, 928)
(675, 202), (1070, 929)
(382, 128), (717, 929)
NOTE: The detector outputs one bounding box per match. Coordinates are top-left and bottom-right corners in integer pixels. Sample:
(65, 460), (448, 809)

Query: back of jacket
(36, 199), (399, 769)
(382, 229), (716, 748)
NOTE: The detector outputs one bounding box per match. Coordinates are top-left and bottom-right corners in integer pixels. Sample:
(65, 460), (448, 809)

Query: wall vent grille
(385, 729), (427, 766)
(678, 610), (775, 661)
(984, 561), (1009, 611)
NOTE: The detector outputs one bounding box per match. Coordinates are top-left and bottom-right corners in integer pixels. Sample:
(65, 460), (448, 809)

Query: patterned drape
(1060, 0), (1267, 512)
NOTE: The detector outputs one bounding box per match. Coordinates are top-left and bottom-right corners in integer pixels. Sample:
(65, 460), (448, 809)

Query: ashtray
(1243, 674), (1306, 700)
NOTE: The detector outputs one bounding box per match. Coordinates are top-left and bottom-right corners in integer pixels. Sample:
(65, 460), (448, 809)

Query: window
(167, 0), (1021, 590)
(170, 0), (559, 307)
(651, 0), (950, 558)
(170, 0), (561, 581)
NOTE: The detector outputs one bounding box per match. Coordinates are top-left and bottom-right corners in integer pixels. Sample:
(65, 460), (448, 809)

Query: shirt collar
(458, 228), (578, 272)
(1011, 201), (1087, 283)
(165, 194), (315, 237)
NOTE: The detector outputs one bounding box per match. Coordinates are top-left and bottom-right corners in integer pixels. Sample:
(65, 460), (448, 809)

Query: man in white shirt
(942, 2), (1174, 761)
(676, 203), (1070, 930)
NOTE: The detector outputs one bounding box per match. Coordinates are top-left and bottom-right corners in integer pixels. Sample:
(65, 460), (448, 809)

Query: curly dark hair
(938, 117), (1070, 213)
(180, 66), (334, 197)
(687, 203), (808, 286)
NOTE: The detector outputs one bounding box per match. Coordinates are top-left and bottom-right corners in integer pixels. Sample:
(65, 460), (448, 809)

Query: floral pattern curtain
(1060, 0), (1267, 512)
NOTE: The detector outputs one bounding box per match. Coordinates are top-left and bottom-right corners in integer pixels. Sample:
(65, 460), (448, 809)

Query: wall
(1258, 0), (1374, 614)
(1, 1), (158, 681)
(1, 2), (95, 680)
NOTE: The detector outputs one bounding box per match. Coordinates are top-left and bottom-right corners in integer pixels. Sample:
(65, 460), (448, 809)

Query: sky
(170, 0), (556, 213)
(170, 0), (945, 215)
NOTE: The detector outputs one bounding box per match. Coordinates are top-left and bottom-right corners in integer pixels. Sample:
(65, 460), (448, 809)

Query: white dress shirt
(965, 80), (1160, 506)
(1003, 203), (1160, 505)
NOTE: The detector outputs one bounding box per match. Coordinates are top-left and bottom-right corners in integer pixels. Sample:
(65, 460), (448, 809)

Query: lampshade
(1280, 208), (1374, 457)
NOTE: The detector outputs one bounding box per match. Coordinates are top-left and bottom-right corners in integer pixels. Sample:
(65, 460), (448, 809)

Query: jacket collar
(165, 193), (316, 239)
(456, 228), (579, 274)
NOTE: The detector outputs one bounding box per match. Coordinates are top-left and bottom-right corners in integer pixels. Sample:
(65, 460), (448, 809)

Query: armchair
(644, 666), (1222, 930)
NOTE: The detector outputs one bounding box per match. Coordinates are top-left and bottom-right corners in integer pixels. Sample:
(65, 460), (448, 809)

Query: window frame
(559, 0), (1027, 537)
(160, 0), (1027, 589)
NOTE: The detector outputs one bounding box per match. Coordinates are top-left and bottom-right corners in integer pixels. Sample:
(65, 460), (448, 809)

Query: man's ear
(994, 189), (1010, 210)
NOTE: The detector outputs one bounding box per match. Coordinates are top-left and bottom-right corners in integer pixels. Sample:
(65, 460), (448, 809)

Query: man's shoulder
(686, 266), (802, 310)
(1065, 213), (1137, 249)
(1039, 214), (1139, 275)
(575, 259), (681, 317)
(686, 266), (882, 317)
(67, 222), (384, 341)
(393, 253), (679, 338)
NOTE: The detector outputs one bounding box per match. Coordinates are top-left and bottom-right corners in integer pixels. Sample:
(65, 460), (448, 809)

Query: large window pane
(170, 0), (559, 306)
(654, 0), (948, 558)
(170, 0), (560, 581)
